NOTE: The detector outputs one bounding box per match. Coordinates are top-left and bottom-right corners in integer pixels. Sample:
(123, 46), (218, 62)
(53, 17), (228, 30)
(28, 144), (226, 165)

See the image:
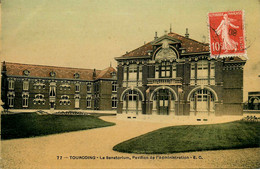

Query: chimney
(93, 69), (96, 80)
(154, 32), (158, 40)
(185, 28), (189, 38)
(2, 61), (7, 72)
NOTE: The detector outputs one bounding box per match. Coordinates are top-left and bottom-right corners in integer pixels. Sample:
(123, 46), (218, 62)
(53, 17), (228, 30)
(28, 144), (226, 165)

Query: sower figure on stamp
(215, 14), (239, 53)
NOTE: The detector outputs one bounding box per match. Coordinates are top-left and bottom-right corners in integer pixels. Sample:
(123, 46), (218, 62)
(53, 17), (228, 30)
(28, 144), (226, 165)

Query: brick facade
(115, 32), (246, 117)
(1, 62), (117, 111)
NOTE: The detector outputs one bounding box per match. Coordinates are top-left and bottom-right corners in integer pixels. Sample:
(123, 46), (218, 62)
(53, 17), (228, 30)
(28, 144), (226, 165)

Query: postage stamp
(208, 10), (247, 58)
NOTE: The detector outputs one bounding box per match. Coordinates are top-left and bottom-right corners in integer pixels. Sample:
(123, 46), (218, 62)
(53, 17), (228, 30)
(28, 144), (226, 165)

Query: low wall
(1, 109), (117, 115)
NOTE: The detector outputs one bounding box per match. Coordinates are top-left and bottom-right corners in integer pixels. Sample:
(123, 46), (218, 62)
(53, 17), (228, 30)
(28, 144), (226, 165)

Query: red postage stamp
(208, 10), (246, 58)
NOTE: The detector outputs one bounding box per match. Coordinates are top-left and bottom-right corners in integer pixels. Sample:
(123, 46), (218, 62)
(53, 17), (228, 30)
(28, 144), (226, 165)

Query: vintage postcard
(1, 0), (260, 169)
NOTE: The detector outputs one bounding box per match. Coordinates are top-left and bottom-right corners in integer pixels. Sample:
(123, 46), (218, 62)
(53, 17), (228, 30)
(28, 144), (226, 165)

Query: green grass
(1, 113), (115, 140)
(113, 121), (260, 154)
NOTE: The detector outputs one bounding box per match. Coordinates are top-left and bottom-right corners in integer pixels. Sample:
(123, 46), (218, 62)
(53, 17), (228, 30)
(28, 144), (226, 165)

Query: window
(155, 66), (159, 78)
(123, 66), (128, 81)
(87, 82), (92, 93)
(87, 97), (91, 108)
(33, 94), (45, 105)
(23, 81), (29, 91)
(112, 97), (117, 108)
(60, 82), (71, 90)
(197, 60), (208, 78)
(129, 64), (137, 80)
(138, 66), (142, 81)
(7, 92), (15, 107)
(50, 86), (56, 97)
(112, 82), (117, 92)
(160, 63), (171, 78)
(60, 95), (70, 105)
(75, 84), (80, 92)
(172, 64), (176, 78)
(210, 62), (215, 77)
(191, 63), (195, 79)
(8, 80), (14, 90)
(22, 93), (29, 107)
(34, 80), (46, 89)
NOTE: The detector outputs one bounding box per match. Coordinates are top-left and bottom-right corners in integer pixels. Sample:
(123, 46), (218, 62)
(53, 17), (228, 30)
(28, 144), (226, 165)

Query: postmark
(208, 10), (247, 58)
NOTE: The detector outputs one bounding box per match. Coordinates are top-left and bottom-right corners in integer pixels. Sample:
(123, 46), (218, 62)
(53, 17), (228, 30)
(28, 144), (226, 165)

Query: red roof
(3, 62), (116, 80)
(120, 32), (209, 58)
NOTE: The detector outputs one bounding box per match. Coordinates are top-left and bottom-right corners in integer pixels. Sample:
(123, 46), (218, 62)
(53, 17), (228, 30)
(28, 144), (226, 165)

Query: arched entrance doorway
(151, 89), (176, 115)
(189, 88), (216, 116)
(122, 89), (143, 115)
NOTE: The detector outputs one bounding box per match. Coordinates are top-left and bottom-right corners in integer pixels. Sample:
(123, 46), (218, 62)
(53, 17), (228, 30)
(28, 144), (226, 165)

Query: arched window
(190, 89), (215, 114)
(122, 89), (142, 114)
(22, 93), (29, 107)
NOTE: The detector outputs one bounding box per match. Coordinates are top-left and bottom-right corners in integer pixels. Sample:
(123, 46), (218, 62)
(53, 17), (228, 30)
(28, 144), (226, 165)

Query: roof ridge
(168, 32), (209, 46)
(3, 61), (102, 71)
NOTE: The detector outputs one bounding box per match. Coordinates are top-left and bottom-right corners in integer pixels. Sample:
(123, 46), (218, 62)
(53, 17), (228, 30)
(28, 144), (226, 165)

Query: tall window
(23, 81), (29, 91)
(50, 86), (56, 97)
(112, 97), (117, 108)
(210, 62), (215, 78)
(191, 63), (195, 79)
(123, 66), (128, 81)
(172, 64), (176, 78)
(128, 64), (137, 80)
(138, 66), (142, 81)
(197, 60), (208, 78)
(112, 81), (117, 92)
(155, 66), (159, 78)
(123, 90), (142, 114)
(7, 92), (15, 107)
(94, 82), (99, 93)
(87, 82), (92, 93)
(87, 97), (92, 108)
(22, 93), (29, 107)
(190, 89), (215, 113)
(75, 84), (80, 92)
(8, 80), (14, 90)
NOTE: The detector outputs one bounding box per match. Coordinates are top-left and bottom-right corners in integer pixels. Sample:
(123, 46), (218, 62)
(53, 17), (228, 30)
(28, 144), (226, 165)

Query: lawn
(1, 113), (115, 140)
(113, 121), (260, 154)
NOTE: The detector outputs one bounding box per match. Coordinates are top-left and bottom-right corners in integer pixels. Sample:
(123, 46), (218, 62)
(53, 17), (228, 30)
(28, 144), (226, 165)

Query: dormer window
(50, 71), (56, 77)
(23, 70), (30, 76)
(74, 73), (80, 79)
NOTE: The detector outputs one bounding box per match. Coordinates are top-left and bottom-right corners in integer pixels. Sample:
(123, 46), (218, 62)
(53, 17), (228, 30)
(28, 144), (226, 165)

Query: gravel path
(1, 116), (260, 169)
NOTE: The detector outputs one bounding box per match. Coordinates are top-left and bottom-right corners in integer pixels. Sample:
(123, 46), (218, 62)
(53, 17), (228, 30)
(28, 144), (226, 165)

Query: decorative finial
(170, 24), (172, 33)
(110, 62), (112, 67)
(202, 35), (206, 43)
(185, 28), (189, 38)
(164, 30), (168, 35)
(154, 32), (158, 40)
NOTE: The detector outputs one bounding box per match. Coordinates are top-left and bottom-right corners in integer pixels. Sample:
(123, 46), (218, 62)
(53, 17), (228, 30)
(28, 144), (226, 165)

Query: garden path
(1, 116), (259, 168)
